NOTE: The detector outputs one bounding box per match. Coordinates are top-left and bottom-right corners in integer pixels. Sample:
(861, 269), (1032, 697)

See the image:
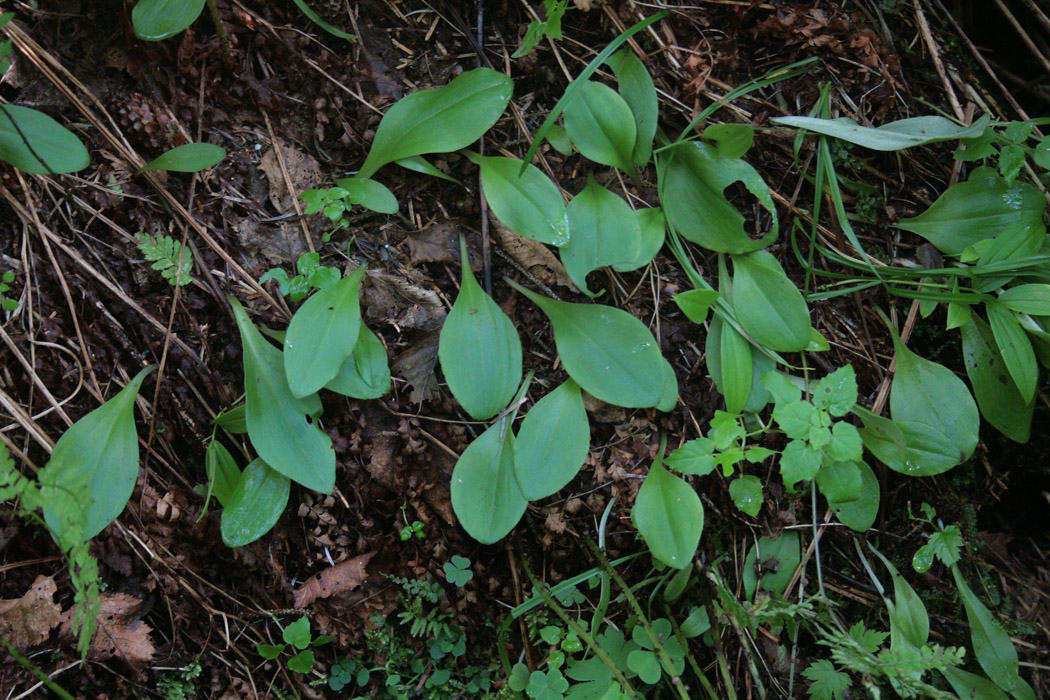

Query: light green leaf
(131, 0), (206, 39)
(334, 177), (398, 214)
(961, 316), (1033, 443)
(214, 405), (247, 433)
(612, 207), (665, 272)
(287, 649), (315, 674)
(450, 422), (526, 544)
(220, 459), (290, 547)
(780, 439), (822, 490)
(742, 532), (799, 598)
(509, 281), (674, 408)
(771, 114), (989, 151)
(708, 317), (774, 413)
(673, 289), (719, 323)
(826, 422), (863, 464)
(290, 0), (356, 41)
(394, 155), (459, 183)
(514, 379), (590, 500)
(816, 460), (862, 503)
(731, 250), (810, 351)
(136, 143), (225, 174)
(658, 141), (777, 254)
(827, 460), (878, 532)
(998, 284), (1050, 315)
(714, 317), (752, 414)
(439, 238), (522, 420)
(632, 439), (703, 569)
(986, 302), (1038, 404)
(877, 551), (929, 648)
(812, 365), (858, 417)
(229, 295), (335, 493)
(359, 68), (512, 178)
(664, 438), (715, 476)
(560, 177), (641, 295)
(802, 659), (852, 700)
(563, 81), (637, 175)
(325, 324), (391, 399)
(467, 153), (569, 246)
(729, 475), (763, 517)
(0, 105), (89, 174)
(283, 616), (312, 649)
(703, 123), (754, 160)
(941, 667), (1010, 700)
(605, 48), (658, 165)
(284, 266), (365, 398)
(40, 365), (154, 541)
(896, 168), (1045, 256)
(205, 440), (240, 508)
(544, 124), (573, 156)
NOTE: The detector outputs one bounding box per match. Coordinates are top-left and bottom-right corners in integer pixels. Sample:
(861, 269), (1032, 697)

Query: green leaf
(514, 379), (590, 500)
(544, 124), (573, 156)
(0, 104), (89, 174)
(1034, 136), (1050, 169)
(359, 68), (512, 178)
(605, 48), (658, 165)
(827, 460), (878, 532)
(710, 316), (752, 414)
(467, 153), (569, 246)
(658, 141), (777, 254)
(961, 315), (1032, 442)
(895, 168), (1046, 256)
(742, 532), (799, 598)
(394, 155), (459, 183)
(626, 649), (661, 684)
(562, 80), (637, 175)
(40, 365), (155, 541)
(229, 295), (335, 493)
(857, 408), (962, 476)
(802, 659), (851, 700)
(771, 114), (989, 151)
(986, 302), (1038, 404)
(878, 552), (929, 648)
(257, 643), (285, 660)
(998, 284), (1050, 315)
(325, 324), (391, 399)
(136, 143), (225, 174)
(927, 526), (963, 568)
(612, 206), (665, 272)
(825, 422), (863, 464)
(509, 281), (675, 408)
(703, 123), (754, 160)
(290, 0), (356, 41)
(812, 365), (858, 417)
(673, 289), (719, 323)
(220, 458), (290, 547)
(941, 667), (1010, 700)
(560, 177), (641, 295)
(439, 238), (522, 420)
(131, 0), (206, 39)
(333, 177), (398, 214)
(729, 475), (763, 517)
(731, 250), (810, 352)
(134, 233), (194, 286)
(632, 438), (703, 569)
(283, 616), (312, 649)
(779, 439), (823, 490)
(214, 405), (247, 433)
(205, 440), (240, 508)
(284, 266), (366, 398)
(287, 649), (315, 674)
(527, 669), (569, 700)
(816, 460), (862, 503)
(664, 438), (715, 476)
(450, 422), (526, 544)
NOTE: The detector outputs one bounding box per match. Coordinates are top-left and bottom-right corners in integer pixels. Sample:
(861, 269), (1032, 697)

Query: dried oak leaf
(60, 592), (155, 667)
(294, 552), (375, 608)
(0, 575), (61, 647)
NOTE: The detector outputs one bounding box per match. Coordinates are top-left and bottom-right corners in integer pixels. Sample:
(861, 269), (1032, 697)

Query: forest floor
(1, 0), (1049, 698)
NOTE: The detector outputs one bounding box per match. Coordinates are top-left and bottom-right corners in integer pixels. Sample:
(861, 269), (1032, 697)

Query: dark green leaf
(563, 81), (637, 175)
(941, 667), (1010, 700)
(771, 114), (989, 151)
(450, 422), (526, 544)
(731, 250), (811, 351)
(961, 316), (1032, 443)
(0, 105), (89, 174)
(220, 459), (290, 547)
(802, 659), (851, 700)
(612, 207), (665, 272)
(605, 48), (658, 165)
(632, 440), (703, 569)
(742, 532), (799, 598)
(514, 379), (590, 500)
(826, 460), (879, 532)
(986, 302), (1038, 404)
(333, 177), (398, 214)
(136, 143), (225, 174)
(703, 123), (754, 160)
(131, 0), (206, 40)
(214, 405), (247, 433)
(205, 440), (240, 508)
(816, 460), (861, 503)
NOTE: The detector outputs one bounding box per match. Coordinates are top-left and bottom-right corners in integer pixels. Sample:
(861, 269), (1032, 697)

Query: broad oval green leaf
(563, 81), (637, 175)
(742, 532), (799, 598)
(514, 379), (590, 500)
(137, 143), (225, 174)
(632, 440), (703, 569)
(731, 250), (810, 352)
(439, 239), (522, 420)
(606, 48), (658, 165)
(229, 295), (335, 493)
(703, 123), (755, 160)
(941, 667), (1010, 700)
(468, 153), (569, 246)
(895, 168), (1045, 256)
(771, 114), (989, 151)
(658, 141), (777, 254)
(284, 266), (366, 398)
(855, 407), (963, 476)
(961, 316), (1033, 443)
(220, 459), (291, 547)
(560, 177), (641, 295)
(334, 177), (398, 214)
(359, 68), (513, 178)
(325, 324), (391, 400)
(450, 422), (526, 544)
(815, 460), (862, 503)
(41, 365), (155, 541)
(826, 460), (879, 532)
(612, 207), (665, 273)
(986, 302), (1038, 404)
(509, 281), (675, 408)
(131, 0), (207, 40)
(0, 105), (89, 174)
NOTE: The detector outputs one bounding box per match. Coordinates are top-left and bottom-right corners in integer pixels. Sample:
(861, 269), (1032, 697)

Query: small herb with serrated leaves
(135, 233), (194, 286)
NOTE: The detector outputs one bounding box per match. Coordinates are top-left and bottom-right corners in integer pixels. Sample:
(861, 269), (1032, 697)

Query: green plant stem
(663, 603), (722, 700)
(0, 636), (78, 700)
(589, 497), (615, 640)
(694, 563), (739, 700)
(205, 0), (234, 68)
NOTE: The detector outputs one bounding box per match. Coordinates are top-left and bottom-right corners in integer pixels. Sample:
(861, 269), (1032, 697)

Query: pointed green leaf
(961, 316), (1033, 443)
(986, 302), (1038, 404)
(220, 459), (290, 547)
(605, 48), (658, 165)
(612, 207), (665, 272)
(563, 81), (637, 175)
(359, 68), (512, 178)
(560, 177), (641, 295)
(998, 284), (1050, 315)
(855, 406), (963, 476)
(467, 153), (569, 246)
(290, 0), (356, 41)
(816, 460), (862, 503)
(229, 296), (335, 493)
(334, 177), (398, 214)
(544, 124), (573, 156)
(40, 365), (155, 540)
(395, 155), (459, 183)
(205, 440), (241, 508)
(136, 143), (225, 174)
(826, 460), (879, 532)
(514, 379), (590, 500)
(439, 239), (522, 420)
(632, 439), (703, 569)
(450, 422), (526, 544)
(771, 114), (989, 151)
(214, 405), (247, 433)
(0, 105), (89, 174)
(876, 552), (929, 648)
(703, 123), (754, 159)
(673, 289), (719, 323)
(708, 316), (752, 414)
(325, 324), (391, 399)
(509, 281), (674, 408)
(285, 266), (366, 398)
(731, 250), (810, 351)
(131, 0), (206, 39)
(941, 667), (1010, 700)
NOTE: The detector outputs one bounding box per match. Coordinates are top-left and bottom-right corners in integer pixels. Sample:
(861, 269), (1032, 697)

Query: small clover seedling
(400, 520), (424, 541)
(257, 616), (333, 674)
(442, 555), (473, 587)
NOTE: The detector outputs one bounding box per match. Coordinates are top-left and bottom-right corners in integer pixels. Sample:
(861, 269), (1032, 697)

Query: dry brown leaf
(363, 270), (446, 332)
(60, 592), (155, 667)
(260, 138), (322, 211)
(493, 219), (575, 290)
(392, 334), (440, 404)
(294, 552), (375, 608)
(0, 575), (62, 647)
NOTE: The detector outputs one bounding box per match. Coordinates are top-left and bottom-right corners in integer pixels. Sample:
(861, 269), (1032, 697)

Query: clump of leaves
(259, 251), (339, 302)
(135, 233), (194, 286)
(1, 268), (19, 312)
(257, 616), (333, 674)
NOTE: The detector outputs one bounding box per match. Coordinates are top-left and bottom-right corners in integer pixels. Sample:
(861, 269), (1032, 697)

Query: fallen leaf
(407, 222), (462, 265)
(0, 575), (62, 647)
(493, 219), (576, 290)
(294, 552), (375, 608)
(260, 138), (322, 212)
(392, 334), (440, 404)
(363, 269), (446, 332)
(60, 592), (155, 667)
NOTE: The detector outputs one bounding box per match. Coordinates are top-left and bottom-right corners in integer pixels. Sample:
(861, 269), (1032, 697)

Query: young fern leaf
(135, 233), (194, 286)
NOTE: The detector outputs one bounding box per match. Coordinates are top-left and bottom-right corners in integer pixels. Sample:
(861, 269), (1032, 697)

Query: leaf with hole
(358, 68), (512, 178)
(562, 81), (637, 176)
(605, 48), (658, 165)
(632, 439), (703, 569)
(560, 177), (641, 295)
(131, 0), (206, 40)
(961, 316), (1032, 443)
(136, 143), (225, 174)
(731, 250), (811, 352)
(450, 422), (526, 544)
(325, 324), (391, 400)
(771, 114), (989, 151)
(0, 105), (89, 174)
(514, 379), (589, 500)
(220, 458), (290, 547)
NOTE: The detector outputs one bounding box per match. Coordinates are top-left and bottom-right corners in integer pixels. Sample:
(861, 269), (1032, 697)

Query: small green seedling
(135, 233), (194, 287)
(259, 251), (339, 302)
(256, 616), (333, 674)
(399, 507), (425, 540)
(1, 269), (19, 312)
(442, 556), (473, 587)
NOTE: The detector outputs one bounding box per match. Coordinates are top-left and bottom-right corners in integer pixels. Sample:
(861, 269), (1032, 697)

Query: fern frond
(135, 233), (194, 286)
